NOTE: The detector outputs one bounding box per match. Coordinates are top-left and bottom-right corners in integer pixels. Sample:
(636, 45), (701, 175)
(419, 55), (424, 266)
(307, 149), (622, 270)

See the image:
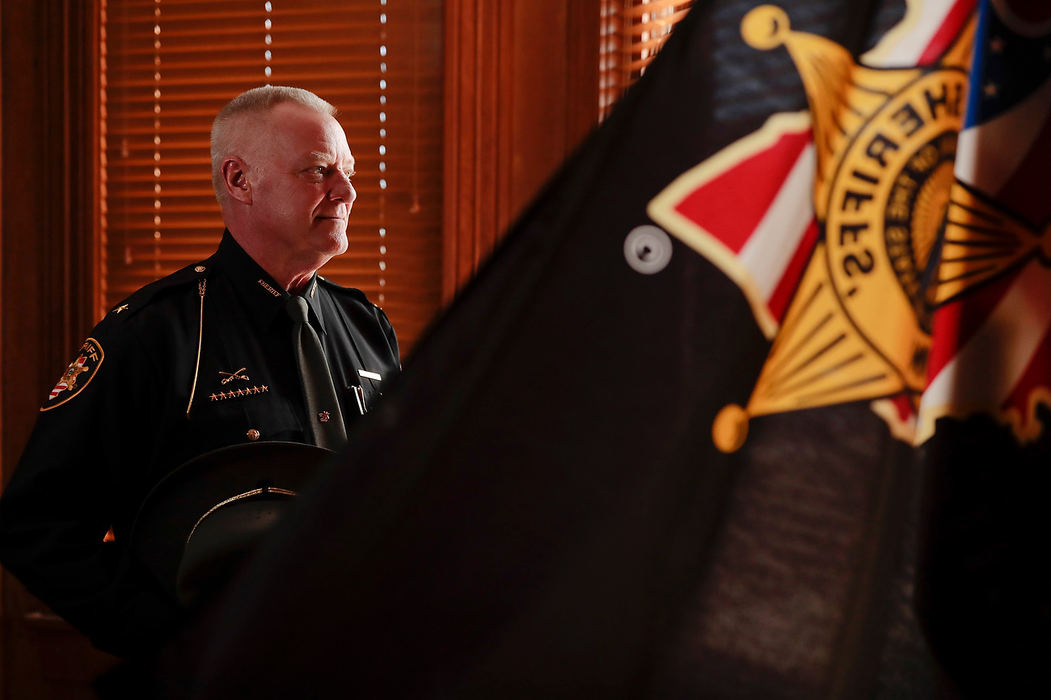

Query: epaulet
(316, 275), (374, 308)
(103, 259), (212, 321)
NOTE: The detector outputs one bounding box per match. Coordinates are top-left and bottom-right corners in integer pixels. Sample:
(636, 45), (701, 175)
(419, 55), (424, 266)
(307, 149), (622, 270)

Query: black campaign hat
(129, 441), (332, 608)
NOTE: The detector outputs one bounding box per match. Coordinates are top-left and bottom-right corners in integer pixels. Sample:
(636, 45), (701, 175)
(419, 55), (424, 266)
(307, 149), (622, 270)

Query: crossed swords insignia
(219, 367), (250, 385)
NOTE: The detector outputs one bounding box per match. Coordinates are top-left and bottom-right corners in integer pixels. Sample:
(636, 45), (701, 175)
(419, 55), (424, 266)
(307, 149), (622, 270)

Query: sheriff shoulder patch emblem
(41, 338), (104, 411)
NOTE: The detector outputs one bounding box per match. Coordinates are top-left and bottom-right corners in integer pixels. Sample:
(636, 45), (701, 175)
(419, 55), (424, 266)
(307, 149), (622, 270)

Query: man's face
(245, 102), (356, 269)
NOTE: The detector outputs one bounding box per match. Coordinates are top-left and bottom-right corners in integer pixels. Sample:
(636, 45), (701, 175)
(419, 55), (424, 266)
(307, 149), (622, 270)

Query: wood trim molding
(1, 0), (99, 473)
(442, 0), (600, 302)
(1, 2), (104, 696)
(0, 6), (5, 692)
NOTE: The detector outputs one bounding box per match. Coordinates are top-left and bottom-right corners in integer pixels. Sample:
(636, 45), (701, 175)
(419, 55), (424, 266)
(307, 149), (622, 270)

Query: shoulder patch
(41, 338), (104, 411)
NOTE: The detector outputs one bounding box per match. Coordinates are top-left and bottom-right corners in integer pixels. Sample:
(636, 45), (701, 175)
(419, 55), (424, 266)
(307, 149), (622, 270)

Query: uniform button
(194, 265), (206, 273)
(246, 429), (261, 441)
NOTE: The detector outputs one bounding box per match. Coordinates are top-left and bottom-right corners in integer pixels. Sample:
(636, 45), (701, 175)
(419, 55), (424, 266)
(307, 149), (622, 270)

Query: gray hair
(210, 85), (337, 204)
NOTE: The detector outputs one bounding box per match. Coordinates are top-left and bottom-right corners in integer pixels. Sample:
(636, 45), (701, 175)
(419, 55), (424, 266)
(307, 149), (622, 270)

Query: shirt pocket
(191, 383), (306, 448)
(344, 367), (390, 414)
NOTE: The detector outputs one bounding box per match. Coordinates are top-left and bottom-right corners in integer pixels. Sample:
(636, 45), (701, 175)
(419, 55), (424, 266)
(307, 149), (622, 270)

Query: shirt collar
(211, 230), (326, 334)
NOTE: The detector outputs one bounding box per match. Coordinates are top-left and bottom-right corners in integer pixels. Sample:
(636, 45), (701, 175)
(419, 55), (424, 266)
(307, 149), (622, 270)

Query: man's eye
(312, 167), (327, 175)
(344, 169), (355, 179)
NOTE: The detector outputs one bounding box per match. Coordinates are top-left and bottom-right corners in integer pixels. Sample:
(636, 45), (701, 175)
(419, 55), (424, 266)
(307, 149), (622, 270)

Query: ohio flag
(920, 0), (1051, 443)
(915, 1), (1051, 695)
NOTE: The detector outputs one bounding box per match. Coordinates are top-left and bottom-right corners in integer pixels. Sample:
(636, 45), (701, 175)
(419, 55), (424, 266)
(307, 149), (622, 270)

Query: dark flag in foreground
(123, 0), (1049, 697)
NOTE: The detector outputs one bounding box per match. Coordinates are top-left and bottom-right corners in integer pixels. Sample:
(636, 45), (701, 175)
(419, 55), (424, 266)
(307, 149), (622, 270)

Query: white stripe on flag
(738, 142), (816, 306)
(862, 0), (964, 66)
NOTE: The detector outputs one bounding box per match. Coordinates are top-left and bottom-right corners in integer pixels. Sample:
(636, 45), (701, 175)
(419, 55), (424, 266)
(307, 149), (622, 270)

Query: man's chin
(312, 220), (348, 248)
(321, 231), (349, 257)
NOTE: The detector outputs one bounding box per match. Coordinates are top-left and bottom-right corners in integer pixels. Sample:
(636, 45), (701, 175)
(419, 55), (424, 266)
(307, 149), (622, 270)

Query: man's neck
(227, 228), (326, 292)
(286, 273), (315, 295)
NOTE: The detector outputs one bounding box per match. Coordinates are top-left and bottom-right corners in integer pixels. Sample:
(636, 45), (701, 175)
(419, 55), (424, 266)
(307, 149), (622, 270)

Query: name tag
(358, 369), (382, 381)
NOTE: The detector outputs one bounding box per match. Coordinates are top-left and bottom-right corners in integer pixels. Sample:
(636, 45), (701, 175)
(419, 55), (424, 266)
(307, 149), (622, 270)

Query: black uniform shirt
(0, 231), (400, 656)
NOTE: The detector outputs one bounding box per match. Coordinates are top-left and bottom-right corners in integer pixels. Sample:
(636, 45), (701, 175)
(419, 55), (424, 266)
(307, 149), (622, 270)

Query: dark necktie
(285, 295), (347, 451)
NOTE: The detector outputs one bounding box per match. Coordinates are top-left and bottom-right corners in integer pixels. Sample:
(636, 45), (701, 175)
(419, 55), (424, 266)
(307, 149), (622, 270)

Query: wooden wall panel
(0, 6), (4, 692)
(443, 0), (601, 300)
(0, 2), (112, 698)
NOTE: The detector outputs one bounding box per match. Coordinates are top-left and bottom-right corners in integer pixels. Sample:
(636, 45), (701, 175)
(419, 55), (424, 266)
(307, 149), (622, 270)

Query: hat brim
(129, 441), (332, 601)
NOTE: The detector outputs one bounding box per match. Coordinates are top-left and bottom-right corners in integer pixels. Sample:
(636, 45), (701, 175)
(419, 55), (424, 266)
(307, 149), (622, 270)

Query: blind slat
(626, 0), (691, 18)
(599, 0), (692, 120)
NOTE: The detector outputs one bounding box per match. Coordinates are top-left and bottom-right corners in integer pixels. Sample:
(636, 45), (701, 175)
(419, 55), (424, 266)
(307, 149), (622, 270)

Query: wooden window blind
(599, 0), (693, 119)
(100, 0), (443, 353)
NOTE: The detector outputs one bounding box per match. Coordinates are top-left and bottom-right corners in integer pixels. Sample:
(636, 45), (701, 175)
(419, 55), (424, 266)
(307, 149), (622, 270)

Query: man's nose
(330, 172), (356, 204)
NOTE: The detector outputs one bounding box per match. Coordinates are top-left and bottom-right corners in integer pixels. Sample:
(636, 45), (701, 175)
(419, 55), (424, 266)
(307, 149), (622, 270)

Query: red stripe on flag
(889, 394), (915, 422)
(918, 0), (977, 65)
(926, 268), (1019, 381)
(673, 129), (812, 254)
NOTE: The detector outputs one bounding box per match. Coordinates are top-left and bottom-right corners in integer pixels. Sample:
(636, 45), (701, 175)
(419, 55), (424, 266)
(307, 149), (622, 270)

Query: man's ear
(221, 157), (252, 204)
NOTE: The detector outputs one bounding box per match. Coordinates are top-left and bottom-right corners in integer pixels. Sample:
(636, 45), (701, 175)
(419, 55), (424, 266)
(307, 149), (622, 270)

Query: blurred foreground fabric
(118, 1), (1051, 697)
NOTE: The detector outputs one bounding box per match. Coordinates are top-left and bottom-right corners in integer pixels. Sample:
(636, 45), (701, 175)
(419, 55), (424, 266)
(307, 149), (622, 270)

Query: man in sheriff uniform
(0, 86), (400, 657)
